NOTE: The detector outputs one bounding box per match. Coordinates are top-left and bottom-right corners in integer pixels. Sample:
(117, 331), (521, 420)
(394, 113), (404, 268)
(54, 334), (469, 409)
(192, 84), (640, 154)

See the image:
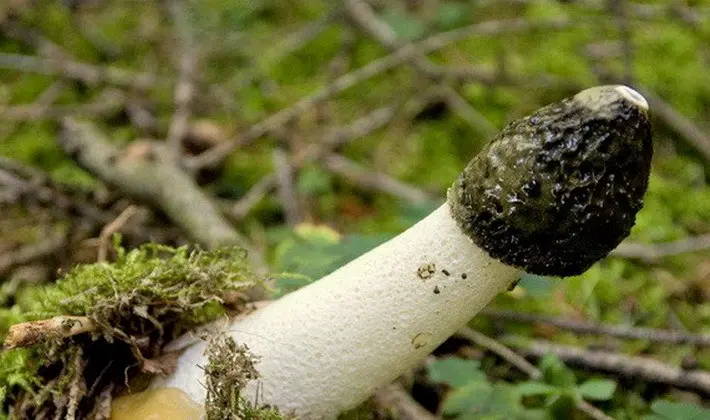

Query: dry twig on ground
(165, 0), (197, 162)
(509, 337), (710, 395)
(456, 327), (613, 420)
(612, 234), (710, 264)
(482, 308), (710, 346)
(58, 118), (262, 269)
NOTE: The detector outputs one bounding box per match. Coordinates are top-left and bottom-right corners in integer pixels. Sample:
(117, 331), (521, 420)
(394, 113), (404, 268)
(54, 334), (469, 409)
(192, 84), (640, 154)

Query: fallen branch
(456, 327), (613, 420)
(227, 174), (277, 220)
(0, 52), (155, 89)
(508, 337), (710, 395)
(4, 316), (97, 349)
(323, 153), (434, 203)
(0, 89), (125, 121)
(612, 234), (710, 263)
(96, 205), (140, 262)
(637, 87), (710, 164)
(225, 105), (399, 220)
(58, 118), (258, 258)
(165, 0), (198, 161)
(272, 148), (301, 227)
(456, 326), (542, 379)
(482, 309), (710, 346)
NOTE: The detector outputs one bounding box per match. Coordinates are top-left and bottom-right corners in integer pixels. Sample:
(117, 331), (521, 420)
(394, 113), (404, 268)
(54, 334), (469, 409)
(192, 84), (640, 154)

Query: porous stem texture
(156, 204), (521, 418)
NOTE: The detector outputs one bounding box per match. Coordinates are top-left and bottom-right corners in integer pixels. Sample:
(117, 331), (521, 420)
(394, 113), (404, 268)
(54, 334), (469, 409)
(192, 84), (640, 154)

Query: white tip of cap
(614, 85), (648, 112)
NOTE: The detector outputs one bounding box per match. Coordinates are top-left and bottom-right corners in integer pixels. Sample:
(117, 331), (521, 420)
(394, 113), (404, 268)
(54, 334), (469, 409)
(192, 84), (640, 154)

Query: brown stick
(457, 327), (542, 379)
(638, 87), (710, 164)
(612, 234), (710, 263)
(4, 316), (97, 349)
(482, 308), (710, 346)
(509, 337), (710, 395)
(226, 105), (399, 220)
(0, 53), (155, 89)
(456, 327), (613, 420)
(58, 118), (259, 260)
(323, 153), (433, 203)
(165, 0), (197, 161)
(273, 148), (302, 227)
(97, 205), (139, 262)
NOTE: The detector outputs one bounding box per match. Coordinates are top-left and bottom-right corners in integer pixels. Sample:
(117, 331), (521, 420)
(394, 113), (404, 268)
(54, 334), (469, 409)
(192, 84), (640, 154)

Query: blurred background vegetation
(1, 0), (710, 418)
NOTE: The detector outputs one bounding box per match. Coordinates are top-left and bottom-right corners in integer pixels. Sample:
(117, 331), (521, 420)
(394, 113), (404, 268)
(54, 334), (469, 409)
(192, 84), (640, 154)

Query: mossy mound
(0, 242), (262, 419)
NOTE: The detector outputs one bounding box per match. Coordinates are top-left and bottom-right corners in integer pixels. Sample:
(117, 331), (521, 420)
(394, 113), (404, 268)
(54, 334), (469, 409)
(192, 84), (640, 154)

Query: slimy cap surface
(448, 85), (653, 276)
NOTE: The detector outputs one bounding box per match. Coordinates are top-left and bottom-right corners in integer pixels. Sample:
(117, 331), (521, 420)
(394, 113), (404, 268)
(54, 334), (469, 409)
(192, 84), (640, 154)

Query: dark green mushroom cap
(448, 85), (653, 277)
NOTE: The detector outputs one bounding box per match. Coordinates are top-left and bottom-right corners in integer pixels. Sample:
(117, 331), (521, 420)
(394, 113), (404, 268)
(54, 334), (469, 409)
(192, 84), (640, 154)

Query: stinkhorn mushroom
(147, 85), (652, 418)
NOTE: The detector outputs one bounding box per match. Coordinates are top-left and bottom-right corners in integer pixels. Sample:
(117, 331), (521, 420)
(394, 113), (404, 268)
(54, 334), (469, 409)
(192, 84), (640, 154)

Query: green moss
(0, 242), (261, 419)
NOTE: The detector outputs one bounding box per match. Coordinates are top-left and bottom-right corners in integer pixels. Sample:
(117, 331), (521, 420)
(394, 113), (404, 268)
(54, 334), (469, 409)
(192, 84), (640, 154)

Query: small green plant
(643, 400), (710, 420)
(428, 354), (617, 419)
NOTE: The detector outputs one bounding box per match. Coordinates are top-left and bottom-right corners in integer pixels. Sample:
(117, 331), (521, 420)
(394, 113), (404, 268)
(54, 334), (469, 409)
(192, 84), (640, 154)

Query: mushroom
(149, 85), (653, 418)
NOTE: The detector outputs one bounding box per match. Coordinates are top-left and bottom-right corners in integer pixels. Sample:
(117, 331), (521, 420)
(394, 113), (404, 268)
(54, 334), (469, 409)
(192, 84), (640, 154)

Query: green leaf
(577, 379), (617, 401)
(539, 354), (577, 388)
(271, 225), (390, 296)
(643, 400), (710, 420)
(427, 358), (485, 388)
(440, 380), (493, 415)
(516, 381), (560, 397)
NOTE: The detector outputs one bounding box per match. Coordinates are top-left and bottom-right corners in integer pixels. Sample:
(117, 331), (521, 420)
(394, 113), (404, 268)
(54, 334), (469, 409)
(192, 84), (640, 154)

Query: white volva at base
(154, 204), (522, 418)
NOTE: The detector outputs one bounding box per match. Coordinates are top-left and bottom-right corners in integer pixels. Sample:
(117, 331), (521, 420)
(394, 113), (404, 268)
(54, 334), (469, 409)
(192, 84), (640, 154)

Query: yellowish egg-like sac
(111, 387), (203, 420)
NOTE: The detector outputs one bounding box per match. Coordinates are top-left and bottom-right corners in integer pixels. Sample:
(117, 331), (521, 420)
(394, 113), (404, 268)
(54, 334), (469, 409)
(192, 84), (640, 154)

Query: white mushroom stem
(153, 85), (654, 418)
(155, 203), (521, 417)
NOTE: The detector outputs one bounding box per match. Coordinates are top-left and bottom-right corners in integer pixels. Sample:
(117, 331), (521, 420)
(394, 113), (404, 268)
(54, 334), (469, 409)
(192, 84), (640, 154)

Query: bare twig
(456, 327), (613, 420)
(58, 118), (259, 261)
(0, 53), (155, 89)
(612, 234), (710, 263)
(228, 174), (277, 220)
(344, 0), (498, 136)
(186, 17), (572, 170)
(638, 87), (710, 164)
(4, 316), (97, 349)
(323, 154), (434, 203)
(0, 20), (70, 59)
(272, 148), (301, 227)
(225, 105), (398, 220)
(0, 156), (111, 225)
(261, 10), (341, 67)
(509, 337), (710, 395)
(373, 383), (437, 420)
(437, 85), (497, 136)
(482, 308), (710, 346)
(0, 89), (125, 121)
(456, 326), (542, 379)
(165, 0), (197, 161)
(0, 80), (65, 139)
(96, 205), (139, 262)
